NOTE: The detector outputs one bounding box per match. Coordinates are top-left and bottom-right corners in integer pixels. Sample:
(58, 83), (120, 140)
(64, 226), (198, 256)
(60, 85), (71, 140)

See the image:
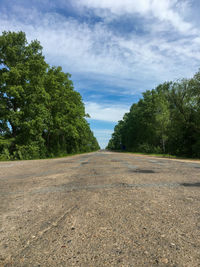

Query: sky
(0, 0), (200, 148)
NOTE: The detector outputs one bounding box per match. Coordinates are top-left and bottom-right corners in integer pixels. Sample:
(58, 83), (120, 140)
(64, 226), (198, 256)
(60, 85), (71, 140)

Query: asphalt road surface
(0, 151), (200, 266)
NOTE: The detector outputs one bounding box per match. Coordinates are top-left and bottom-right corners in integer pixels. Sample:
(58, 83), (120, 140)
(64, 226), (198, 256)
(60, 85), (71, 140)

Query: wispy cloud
(75, 0), (195, 34)
(0, 1), (199, 97)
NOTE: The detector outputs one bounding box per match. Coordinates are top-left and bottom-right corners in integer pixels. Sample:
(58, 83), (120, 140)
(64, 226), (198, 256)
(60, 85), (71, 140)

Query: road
(0, 151), (200, 266)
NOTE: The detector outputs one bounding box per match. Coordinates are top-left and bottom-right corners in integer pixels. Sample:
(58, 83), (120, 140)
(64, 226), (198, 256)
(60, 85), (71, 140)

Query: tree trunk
(162, 137), (165, 154)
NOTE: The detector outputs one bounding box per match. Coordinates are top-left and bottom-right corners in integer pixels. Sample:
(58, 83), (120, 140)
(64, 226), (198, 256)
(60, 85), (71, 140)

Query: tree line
(0, 31), (99, 160)
(107, 72), (200, 158)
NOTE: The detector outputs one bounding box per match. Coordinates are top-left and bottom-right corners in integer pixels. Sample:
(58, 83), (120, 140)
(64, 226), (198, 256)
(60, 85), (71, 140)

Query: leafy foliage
(107, 75), (200, 158)
(0, 31), (99, 160)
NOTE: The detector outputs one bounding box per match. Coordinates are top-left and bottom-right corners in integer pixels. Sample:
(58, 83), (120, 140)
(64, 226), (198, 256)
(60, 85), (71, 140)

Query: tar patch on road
(129, 169), (156, 174)
(180, 182), (200, 187)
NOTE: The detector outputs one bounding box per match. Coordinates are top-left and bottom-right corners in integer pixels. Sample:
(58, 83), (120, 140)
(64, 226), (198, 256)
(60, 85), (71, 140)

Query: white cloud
(85, 102), (129, 122)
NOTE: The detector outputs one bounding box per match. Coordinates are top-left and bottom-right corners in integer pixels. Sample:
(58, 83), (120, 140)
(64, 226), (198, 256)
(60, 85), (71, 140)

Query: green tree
(0, 31), (99, 159)
(107, 76), (200, 158)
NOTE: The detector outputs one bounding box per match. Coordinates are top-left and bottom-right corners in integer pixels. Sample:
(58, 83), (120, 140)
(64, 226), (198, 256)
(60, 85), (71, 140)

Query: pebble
(160, 258), (169, 264)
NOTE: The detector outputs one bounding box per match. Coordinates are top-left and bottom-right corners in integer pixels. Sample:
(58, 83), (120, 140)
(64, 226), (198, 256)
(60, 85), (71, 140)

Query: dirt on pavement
(0, 151), (200, 266)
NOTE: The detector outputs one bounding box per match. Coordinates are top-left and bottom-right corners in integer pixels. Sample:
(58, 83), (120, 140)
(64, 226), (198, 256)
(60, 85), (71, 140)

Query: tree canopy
(0, 31), (99, 160)
(107, 74), (200, 158)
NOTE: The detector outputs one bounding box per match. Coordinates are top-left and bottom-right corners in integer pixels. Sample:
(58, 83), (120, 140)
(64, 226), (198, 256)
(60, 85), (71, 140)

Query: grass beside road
(112, 150), (200, 161)
(0, 150), (99, 162)
(129, 152), (177, 158)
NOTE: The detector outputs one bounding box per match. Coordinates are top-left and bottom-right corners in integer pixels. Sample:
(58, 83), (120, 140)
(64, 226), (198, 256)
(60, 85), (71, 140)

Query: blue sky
(1, 0), (200, 148)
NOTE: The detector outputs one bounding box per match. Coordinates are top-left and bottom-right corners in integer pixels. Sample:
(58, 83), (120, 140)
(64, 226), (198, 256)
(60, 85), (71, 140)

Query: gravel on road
(0, 151), (200, 266)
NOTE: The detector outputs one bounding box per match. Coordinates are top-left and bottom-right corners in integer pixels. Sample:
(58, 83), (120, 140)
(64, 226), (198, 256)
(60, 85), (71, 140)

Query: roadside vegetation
(0, 31), (100, 160)
(107, 72), (200, 158)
